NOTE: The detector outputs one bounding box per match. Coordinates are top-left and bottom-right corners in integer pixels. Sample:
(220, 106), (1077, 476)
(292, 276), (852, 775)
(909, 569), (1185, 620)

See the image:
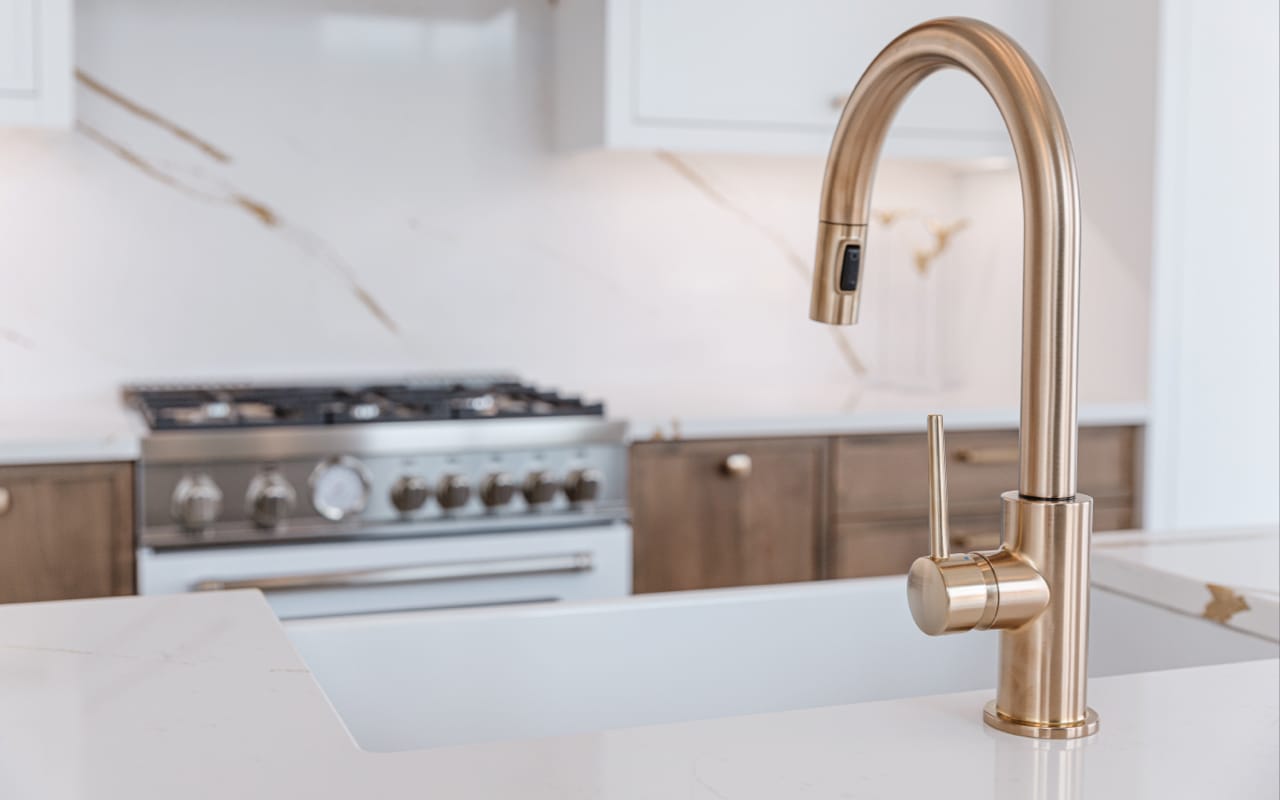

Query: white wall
(1146, 0), (1280, 527)
(0, 0), (1149, 427)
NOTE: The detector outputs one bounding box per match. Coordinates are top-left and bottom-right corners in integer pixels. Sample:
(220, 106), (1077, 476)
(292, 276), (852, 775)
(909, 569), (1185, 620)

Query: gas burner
(124, 378), (605, 431)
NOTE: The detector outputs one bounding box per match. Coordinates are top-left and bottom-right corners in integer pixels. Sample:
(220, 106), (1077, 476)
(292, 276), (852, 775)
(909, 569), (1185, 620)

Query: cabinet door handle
(0, 486), (9, 517)
(951, 532), (1002, 551)
(953, 447), (1019, 466)
(721, 453), (753, 478)
(192, 553), (594, 593)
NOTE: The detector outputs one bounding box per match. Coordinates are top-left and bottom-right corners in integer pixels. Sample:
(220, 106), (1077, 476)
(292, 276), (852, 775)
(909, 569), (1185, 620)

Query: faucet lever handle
(927, 414), (949, 559)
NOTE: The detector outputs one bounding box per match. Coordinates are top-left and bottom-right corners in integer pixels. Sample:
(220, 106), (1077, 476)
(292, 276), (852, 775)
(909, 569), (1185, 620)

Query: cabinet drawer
(630, 438), (826, 592)
(833, 426), (1139, 519)
(0, 462), (134, 602)
(828, 505), (1137, 580)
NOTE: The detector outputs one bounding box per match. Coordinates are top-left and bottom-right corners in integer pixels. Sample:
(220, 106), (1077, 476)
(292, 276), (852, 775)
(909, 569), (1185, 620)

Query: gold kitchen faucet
(811, 18), (1097, 739)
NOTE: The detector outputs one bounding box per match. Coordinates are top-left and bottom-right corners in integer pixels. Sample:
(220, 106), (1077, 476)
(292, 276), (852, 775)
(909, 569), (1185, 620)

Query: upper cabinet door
(0, 0), (73, 128)
(556, 0), (1050, 158)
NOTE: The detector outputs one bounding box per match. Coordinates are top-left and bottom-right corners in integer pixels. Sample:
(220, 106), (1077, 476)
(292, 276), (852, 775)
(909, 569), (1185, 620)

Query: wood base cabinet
(629, 425), (1143, 590)
(827, 425), (1143, 579)
(630, 438), (827, 593)
(0, 462), (134, 603)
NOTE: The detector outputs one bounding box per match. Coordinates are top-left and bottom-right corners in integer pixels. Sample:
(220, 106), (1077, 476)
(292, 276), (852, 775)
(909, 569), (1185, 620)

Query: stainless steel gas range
(127, 376), (631, 620)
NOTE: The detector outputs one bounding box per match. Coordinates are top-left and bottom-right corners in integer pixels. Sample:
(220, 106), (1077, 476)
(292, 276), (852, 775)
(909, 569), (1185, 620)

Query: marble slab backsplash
(0, 0), (1148, 423)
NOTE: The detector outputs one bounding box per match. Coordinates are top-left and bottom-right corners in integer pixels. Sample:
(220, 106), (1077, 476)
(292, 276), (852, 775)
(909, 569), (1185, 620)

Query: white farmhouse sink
(285, 577), (1278, 752)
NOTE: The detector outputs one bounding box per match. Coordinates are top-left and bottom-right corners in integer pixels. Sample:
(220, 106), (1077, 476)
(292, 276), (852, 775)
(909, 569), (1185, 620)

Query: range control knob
(246, 469), (296, 530)
(480, 472), (517, 508)
(172, 472), (223, 532)
(522, 470), (560, 507)
(436, 473), (472, 510)
(309, 455), (373, 521)
(390, 475), (431, 513)
(563, 468), (603, 504)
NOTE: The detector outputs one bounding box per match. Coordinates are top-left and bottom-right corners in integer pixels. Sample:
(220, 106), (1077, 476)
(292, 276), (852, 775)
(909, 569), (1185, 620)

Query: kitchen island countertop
(1, 581), (1274, 798)
(0, 394), (143, 466)
(629, 402), (1148, 441)
(1094, 525), (1279, 642)
(0, 399), (1149, 465)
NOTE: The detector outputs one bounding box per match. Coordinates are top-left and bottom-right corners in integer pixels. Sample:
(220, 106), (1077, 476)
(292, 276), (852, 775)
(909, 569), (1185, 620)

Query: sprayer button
(839, 243), (861, 291)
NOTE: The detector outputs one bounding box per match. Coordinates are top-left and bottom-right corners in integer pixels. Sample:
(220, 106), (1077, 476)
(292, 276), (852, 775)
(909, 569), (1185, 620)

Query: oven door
(137, 522), (631, 620)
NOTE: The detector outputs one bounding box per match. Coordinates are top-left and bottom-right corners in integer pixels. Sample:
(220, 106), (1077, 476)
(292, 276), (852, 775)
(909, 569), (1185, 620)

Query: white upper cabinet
(0, 0), (72, 127)
(555, 0), (1050, 157)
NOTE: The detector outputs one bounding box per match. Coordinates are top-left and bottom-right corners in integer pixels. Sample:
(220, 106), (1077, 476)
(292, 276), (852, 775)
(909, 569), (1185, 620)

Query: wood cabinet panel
(828, 505), (1136, 580)
(630, 438), (826, 593)
(0, 462), (134, 602)
(833, 426), (1140, 519)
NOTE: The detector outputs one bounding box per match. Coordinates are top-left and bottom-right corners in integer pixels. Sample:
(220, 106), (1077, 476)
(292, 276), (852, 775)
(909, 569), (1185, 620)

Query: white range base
(138, 522), (633, 620)
(0, 590), (1273, 800)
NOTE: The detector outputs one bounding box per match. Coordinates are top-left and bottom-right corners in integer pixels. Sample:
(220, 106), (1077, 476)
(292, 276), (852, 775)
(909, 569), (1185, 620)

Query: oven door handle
(191, 552), (595, 593)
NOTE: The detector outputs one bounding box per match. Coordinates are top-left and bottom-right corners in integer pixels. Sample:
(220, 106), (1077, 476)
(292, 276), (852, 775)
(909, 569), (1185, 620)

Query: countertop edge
(1092, 526), (1280, 643)
(628, 403), (1149, 442)
(0, 403), (1149, 464)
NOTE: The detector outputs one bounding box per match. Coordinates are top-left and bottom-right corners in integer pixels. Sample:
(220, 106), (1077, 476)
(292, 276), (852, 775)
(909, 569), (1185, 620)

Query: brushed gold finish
(927, 414), (950, 559)
(812, 18), (1096, 737)
(907, 552), (994, 635)
(997, 492), (1093, 727)
(984, 702), (1099, 740)
(908, 418), (1050, 637)
(812, 16), (1080, 500)
(0, 486), (9, 517)
(811, 221), (865, 323)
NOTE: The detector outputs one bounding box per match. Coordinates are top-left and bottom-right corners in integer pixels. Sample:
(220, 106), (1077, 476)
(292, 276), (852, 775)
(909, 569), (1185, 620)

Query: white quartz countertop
(0, 587), (1274, 800)
(0, 397), (1148, 465)
(0, 394), (143, 466)
(629, 402), (1148, 441)
(1094, 525), (1280, 642)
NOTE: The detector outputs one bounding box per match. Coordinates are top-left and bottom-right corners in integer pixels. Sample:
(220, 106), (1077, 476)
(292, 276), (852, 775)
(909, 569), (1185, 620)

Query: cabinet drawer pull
(951, 532), (1002, 551)
(0, 486), (9, 517)
(721, 453), (753, 478)
(954, 447), (1019, 466)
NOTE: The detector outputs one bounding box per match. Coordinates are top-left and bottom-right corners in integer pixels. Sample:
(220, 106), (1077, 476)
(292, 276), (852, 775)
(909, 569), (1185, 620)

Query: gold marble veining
(76, 123), (404, 340)
(1203, 583), (1250, 624)
(656, 151), (869, 380)
(913, 218), (969, 275)
(232, 195), (281, 228)
(76, 70), (231, 163)
(77, 122), (221, 203)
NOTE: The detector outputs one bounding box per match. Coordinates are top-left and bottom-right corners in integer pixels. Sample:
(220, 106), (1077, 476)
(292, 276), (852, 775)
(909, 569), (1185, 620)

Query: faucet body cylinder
(989, 492), (1095, 733)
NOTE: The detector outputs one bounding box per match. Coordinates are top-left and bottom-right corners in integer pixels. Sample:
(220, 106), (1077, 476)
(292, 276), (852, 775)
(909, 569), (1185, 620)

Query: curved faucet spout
(810, 17), (1080, 500)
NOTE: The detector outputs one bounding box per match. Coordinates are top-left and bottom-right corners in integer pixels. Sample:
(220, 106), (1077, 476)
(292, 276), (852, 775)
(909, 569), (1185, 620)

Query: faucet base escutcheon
(983, 702), (1100, 740)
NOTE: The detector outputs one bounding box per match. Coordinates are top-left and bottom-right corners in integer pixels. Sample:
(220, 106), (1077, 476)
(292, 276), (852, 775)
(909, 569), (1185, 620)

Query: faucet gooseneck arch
(811, 17), (1097, 739)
